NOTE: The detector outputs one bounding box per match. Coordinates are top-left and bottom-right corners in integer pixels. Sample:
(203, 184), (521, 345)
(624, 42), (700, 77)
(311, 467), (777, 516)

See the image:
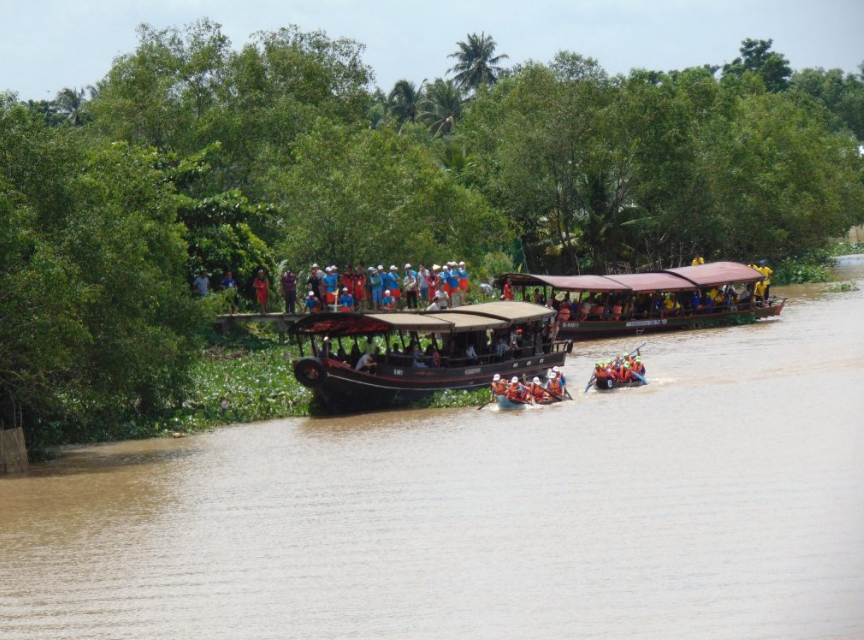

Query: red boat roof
(503, 274), (629, 292)
(604, 272), (696, 292)
(502, 262), (763, 292)
(662, 262), (764, 287)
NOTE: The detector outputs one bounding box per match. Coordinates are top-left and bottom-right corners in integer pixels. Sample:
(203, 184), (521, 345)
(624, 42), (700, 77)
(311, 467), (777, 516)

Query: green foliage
(829, 240), (864, 255)
(410, 388), (491, 409)
(772, 251), (833, 284)
(0, 102), (206, 449)
(270, 119), (509, 268)
(791, 66), (864, 140)
(447, 32), (509, 91)
(825, 281), (858, 292)
(722, 38), (793, 93)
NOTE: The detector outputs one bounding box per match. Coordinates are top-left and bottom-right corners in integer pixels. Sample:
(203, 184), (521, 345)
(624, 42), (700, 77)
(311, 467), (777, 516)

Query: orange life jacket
(548, 377), (563, 393)
(619, 367), (633, 383)
(491, 381), (507, 395)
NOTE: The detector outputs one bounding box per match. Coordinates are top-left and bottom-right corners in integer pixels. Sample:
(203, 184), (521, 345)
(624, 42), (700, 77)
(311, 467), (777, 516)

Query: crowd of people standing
(189, 261), (471, 315)
(300, 261), (470, 314)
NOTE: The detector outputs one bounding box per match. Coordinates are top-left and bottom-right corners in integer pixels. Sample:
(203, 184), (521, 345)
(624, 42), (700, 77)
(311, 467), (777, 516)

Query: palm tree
(87, 79), (107, 101)
(447, 32), (509, 92)
(55, 87), (87, 126)
(421, 79), (464, 136)
(388, 79), (426, 131)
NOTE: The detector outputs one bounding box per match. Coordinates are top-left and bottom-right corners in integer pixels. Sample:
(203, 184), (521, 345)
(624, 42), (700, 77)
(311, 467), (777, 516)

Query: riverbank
(81, 329), (491, 445)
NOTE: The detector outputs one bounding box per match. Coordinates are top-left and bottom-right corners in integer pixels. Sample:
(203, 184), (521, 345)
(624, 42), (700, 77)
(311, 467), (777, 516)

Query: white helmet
(378, 265), (384, 271)
(533, 377), (540, 384)
(384, 289), (391, 295)
(552, 366), (560, 372)
(404, 263), (411, 269)
(492, 374), (500, 381)
(390, 265), (397, 271)
(511, 376), (519, 383)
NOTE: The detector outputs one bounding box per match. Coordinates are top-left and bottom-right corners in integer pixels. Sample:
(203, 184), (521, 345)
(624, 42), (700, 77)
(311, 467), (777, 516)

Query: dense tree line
(2, 20), (863, 447)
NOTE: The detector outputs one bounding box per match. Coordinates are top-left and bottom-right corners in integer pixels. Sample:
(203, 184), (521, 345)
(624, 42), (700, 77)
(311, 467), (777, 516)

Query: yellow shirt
(691, 256), (705, 266)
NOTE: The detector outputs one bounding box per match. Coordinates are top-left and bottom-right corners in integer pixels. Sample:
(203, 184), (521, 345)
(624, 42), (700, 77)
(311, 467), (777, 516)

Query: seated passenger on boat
(355, 349), (377, 372)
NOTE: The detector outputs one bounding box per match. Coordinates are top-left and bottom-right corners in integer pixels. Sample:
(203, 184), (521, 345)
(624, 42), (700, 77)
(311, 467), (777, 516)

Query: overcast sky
(1, 0), (862, 101)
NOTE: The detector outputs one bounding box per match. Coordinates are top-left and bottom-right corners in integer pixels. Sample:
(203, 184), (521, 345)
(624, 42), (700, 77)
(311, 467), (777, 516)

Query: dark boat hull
(559, 300), (784, 340)
(594, 377), (646, 390)
(295, 351), (567, 414)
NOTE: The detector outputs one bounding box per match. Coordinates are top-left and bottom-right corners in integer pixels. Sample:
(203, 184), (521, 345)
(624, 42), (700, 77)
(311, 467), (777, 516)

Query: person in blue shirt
(381, 289), (395, 311)
(338, 287), (355, 312)
(305, 291), (320, 313)
(221, 270), (237, 313)
(369, 267), (383, 311)
(323, 267), (339, 306)
(446, 262), (460, 306)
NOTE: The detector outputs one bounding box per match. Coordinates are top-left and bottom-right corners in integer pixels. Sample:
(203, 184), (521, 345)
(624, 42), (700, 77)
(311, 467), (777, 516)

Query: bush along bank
(56, 328), (503, 446)
(772, 250), (833, 285)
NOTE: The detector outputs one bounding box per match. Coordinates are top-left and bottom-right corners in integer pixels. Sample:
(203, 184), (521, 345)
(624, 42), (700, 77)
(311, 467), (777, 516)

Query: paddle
(477, 392), (496, 410)
(631, 370), (648, 385)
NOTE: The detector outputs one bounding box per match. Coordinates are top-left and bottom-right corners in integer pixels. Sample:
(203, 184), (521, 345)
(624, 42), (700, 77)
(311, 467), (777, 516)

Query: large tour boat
(291, 301), (571, 414)
(501, 261), (785, 339)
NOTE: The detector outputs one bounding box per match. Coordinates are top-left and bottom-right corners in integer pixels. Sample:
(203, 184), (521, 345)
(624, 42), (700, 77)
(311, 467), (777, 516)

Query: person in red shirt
(253, 269), (268, 315)
(502, 277), (514, 301)
(352, 265), (367, 311)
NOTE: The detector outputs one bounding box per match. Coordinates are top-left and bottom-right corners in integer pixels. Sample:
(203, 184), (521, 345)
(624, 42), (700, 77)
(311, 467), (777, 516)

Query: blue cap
(759, 259), (767, 265)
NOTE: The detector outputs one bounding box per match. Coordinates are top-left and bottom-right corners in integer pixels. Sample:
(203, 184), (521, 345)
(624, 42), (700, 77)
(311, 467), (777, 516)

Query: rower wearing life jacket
(506, 376), (529, 403)
(594, 361), (607, 381)
(632, 356), (646, 376)
(528, 377), (548, 402)
(619, 361), (634, 383)
(546, 370), (565, 396)
(490, 373), (507, 396)
(551, 366), (567, 394)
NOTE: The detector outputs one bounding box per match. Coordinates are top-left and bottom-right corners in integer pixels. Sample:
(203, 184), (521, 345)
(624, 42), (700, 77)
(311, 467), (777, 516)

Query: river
(2, 257), (863, 640)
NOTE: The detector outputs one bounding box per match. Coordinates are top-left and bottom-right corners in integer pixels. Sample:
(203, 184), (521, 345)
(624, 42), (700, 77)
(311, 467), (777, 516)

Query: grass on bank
(115, 326), (496, 441)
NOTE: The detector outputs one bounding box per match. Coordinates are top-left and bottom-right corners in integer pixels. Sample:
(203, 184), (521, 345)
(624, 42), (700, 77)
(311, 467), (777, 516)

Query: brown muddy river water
(2, 257), (864, 639)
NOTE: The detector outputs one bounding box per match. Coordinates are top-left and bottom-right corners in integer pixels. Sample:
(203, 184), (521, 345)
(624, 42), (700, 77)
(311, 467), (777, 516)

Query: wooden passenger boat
(502, 262), (786, 340)
(291, 302), (570, 414)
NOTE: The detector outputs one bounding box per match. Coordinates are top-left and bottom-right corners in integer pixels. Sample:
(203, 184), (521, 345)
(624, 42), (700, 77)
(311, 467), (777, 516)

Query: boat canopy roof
(500, 261), (763, 293)
(293, 313), (450, 336)
(442, 301), (556, 323)
(424, 313), (508, 332)
(503, 274), (628, 293)
(663, 261), (764, 287)
(293, 309), (509, 337)
(604, 272), (696, 292)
